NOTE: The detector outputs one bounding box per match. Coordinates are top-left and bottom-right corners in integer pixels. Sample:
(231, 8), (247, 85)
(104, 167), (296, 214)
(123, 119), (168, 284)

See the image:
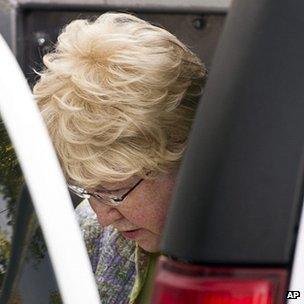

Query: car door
(152, 0), (304, 303)
(0, 35), (101, 304)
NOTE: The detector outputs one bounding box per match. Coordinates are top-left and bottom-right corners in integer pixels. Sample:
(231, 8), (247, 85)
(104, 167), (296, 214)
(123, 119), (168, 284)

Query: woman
(33, 12), (207, 304)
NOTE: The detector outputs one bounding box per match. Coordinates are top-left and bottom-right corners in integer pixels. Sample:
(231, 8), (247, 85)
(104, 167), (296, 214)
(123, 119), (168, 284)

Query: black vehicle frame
(158, 0), (304, 302)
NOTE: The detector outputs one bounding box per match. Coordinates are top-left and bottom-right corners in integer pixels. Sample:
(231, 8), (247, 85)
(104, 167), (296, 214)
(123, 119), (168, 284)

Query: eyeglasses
(68, 178), (144, 207)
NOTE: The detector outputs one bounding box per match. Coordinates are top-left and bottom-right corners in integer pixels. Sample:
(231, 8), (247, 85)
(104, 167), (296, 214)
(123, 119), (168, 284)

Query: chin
(137, 239), (160, 253)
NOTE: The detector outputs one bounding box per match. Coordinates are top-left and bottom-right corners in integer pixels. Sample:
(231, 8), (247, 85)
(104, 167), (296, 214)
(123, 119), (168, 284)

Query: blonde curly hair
(33, 12), (207, 188)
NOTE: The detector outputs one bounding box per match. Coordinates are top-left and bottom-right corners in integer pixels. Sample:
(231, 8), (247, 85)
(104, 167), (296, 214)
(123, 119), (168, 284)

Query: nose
(89, 201), (122, 227)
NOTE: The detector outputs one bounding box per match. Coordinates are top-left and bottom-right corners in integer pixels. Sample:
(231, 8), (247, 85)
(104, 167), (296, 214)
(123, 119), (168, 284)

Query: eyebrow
(92, 178), (141, 193)
(94, 186), (130, 193)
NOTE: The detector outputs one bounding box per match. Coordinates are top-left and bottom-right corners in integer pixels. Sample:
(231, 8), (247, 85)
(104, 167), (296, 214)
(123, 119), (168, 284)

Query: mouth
(120, 228), (143, 240)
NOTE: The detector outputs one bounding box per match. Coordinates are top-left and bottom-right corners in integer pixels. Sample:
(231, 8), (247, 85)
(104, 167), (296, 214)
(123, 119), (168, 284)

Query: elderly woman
(33, 12), (207, 304)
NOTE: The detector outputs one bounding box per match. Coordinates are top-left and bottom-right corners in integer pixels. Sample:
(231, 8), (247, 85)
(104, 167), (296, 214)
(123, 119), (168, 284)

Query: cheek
(88, 198), (98, 214)
(120, 177), (175, 233)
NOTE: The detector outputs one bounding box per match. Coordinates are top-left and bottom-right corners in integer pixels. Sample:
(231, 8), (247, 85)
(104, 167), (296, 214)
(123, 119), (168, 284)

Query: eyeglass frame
(68, 178), (144, 207)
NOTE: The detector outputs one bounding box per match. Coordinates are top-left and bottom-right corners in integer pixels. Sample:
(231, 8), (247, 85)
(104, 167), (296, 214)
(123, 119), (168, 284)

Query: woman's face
(88, 170), (177, 252)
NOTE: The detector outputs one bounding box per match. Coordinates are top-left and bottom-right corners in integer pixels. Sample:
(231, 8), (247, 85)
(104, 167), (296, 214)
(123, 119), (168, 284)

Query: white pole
(0, 35), (100, 304)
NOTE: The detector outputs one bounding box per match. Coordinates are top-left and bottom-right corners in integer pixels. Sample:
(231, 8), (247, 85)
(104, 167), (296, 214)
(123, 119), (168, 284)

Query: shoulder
(75, 199), (132, 252)
(75, 199), (150, 304)
(75, 200), (137, 303)
(75, 199), (102, 256)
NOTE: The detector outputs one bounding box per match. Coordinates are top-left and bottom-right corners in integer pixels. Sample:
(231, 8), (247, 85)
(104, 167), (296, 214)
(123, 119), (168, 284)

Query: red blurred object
(152, 257), (288, 304)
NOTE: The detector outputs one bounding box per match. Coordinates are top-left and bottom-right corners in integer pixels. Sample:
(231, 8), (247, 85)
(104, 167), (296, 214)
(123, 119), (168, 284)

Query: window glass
(0, 117), (22, 287)
(0, 116), (62, 303)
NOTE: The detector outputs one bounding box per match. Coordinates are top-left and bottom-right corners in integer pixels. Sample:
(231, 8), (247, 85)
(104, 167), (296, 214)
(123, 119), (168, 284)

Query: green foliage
(0, 117), (21, 287)
(27, 225), (47, 266)
(0, 230), (11, 287)
(7, 289), (22, 304)
(0, 231), (10, 268)
(0, 118), (47, 272)
(0, 118), (23, 225)
(49, 290), (63, 304)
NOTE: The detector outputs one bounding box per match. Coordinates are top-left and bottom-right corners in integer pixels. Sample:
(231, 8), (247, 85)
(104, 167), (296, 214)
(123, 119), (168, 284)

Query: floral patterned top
(75, 199), (150, 304)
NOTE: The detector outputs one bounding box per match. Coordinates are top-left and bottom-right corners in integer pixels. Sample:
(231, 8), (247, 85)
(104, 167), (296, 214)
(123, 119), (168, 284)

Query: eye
(112, 197), (122, 202)
(94, 192), (106, 200)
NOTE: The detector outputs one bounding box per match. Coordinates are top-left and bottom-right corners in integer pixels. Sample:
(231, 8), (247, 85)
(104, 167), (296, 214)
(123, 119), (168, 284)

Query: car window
(0, 115), (62, 303)
(0, 116), (23, 289)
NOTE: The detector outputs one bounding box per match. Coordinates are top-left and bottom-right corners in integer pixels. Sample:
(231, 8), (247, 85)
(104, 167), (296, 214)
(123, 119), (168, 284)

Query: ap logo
(286, 291), (300, 299)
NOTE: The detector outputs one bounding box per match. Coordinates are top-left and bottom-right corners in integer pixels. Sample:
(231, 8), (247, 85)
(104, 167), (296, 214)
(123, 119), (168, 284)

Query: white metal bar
(0, 35), (101, 304)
